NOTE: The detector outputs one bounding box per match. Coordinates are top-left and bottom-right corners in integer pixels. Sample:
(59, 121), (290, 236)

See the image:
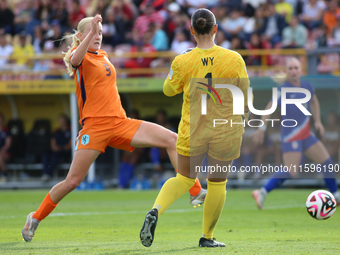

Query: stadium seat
(26, 119), (51, 160)
(7, 119), (26, 162)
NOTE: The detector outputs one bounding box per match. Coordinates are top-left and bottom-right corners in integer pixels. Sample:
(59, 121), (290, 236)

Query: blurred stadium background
(0, 0), (340, 190)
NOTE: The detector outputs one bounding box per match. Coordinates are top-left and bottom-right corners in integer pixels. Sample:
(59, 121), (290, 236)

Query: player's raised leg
(304, 141), (340, 203)
(130, 121), (178, 169)
(252, 151), (301, 209)
(22, 149), (100, 242)
(131, 121), (207, 204)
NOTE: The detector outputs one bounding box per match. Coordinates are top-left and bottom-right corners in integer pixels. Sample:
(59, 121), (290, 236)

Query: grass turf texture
(0, 189), (339, 254)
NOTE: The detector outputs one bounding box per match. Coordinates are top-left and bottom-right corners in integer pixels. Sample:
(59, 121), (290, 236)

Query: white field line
(0, 204), (304, 220)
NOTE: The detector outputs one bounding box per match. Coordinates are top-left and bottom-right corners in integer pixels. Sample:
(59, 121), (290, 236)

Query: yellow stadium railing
(0, 48), (307, 77)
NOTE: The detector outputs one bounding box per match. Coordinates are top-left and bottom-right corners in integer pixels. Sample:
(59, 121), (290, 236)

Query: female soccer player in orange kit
(21, 14), (203, 242)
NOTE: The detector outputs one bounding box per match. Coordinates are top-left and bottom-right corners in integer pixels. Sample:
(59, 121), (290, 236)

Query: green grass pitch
(0, 189), (339, 254)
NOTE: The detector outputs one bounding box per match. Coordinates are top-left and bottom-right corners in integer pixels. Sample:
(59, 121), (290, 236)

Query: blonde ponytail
(63, 17), (93, 76)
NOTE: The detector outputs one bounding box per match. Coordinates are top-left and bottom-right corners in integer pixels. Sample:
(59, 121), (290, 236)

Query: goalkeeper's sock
(202, 180), (227, 240)
(153, 173), (195, 215)
(175, 169), (201, 196)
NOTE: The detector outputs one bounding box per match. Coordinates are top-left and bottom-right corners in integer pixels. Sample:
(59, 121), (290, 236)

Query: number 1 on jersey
(205, 72), (212, 99)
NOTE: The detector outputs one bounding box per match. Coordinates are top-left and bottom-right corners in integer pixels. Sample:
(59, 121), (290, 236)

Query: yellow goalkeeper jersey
(163, 45), (250, 157)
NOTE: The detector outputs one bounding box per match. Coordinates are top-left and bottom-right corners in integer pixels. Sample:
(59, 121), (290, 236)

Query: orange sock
(189, 178), (202, 196)
(32, 192), (58, 221)
(175, 169), (201, 196)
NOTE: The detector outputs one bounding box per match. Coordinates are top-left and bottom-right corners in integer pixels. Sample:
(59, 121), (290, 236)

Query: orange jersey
(71, 47), (126, 125)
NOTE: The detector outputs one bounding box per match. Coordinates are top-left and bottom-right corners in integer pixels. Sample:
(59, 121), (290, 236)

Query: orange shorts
(75, 117), (142, 153)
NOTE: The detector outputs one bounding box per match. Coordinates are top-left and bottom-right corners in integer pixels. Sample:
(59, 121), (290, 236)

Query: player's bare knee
(65, 178), (82, 192)
(167, 132), (177, 150)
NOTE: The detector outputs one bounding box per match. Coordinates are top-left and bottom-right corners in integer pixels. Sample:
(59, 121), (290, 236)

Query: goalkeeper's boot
(190, 189), (207, 207)
(140, 208), (158, 247)
(22, 212), (40, 242)
(199, 237), (226, 247)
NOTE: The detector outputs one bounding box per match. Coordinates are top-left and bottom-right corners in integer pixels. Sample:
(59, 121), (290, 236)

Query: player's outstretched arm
(163, 79), (177, 97)
(310, 94), (325, 137)
(71, 14), (102, 67)
(251, 100), (273, 145)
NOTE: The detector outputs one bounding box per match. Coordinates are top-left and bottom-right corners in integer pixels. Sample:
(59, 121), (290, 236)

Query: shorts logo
(81, 134), (90, 145)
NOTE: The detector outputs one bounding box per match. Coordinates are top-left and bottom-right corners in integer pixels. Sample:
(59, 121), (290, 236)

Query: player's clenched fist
(91, 14), (102, 34)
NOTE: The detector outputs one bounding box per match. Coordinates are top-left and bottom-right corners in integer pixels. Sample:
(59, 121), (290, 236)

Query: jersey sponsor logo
(201, 57), (214, 66)
(81, 134), (90, 145)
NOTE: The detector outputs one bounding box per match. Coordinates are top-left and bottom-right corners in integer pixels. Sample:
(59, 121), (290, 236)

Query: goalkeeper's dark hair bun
(196, 18), (206, 29)
(191, 8), (216, 35)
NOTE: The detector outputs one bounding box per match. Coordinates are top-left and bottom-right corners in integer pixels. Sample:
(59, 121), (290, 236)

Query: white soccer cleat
(252, 189), (265, 210)
(190, 189), (207, 207)
(22, 212), (40, 242)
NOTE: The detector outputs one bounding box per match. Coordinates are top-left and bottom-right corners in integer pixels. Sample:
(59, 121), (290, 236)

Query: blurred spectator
(332, 15), (340, 45)
(41, 114), (71, 181)
(133, 2), (164, 38)
(149, 23), (169, 51)
(315, 24), (329, 48)
(260, 3), (286, 46)
(12, 31), (34, 69)
(35, 0), (52, 22)
(229, 36), (245, 50)
(275, 0), (294, 23)
(33, 26), (44, 54)
(323, 0), (340, 34)
(162, 2), (180, 46)
(0, 33), (13, 69)
(244, 7), (266, 39)
(282, 16), (307, 48)
(167, 11), (191, 46)
(0, 113), (11, 182)
(102, 8), (123, 46)
(124, 30), (156, 77)
(112, 0), (135, 21)
(139, 0), (166, 11)
(13, 0), (35, 34)
(176, 0), (212, 15)
(69, 0), (86, 29)
(221, 8), (246, 40)
(49, 0), (69, 33)
(244, 33), (272, 66)
(0, 0), (14, 34)
(322, 111), (340, 162)
(109, 0), (136, 44)
(300, 0), (326, 30)
(215, 30), (230, 49)
(243, 0), (266, 9)
(44, 20), (63, 50)
(170, 29), (194, 54)
(92, 0), (110, 19)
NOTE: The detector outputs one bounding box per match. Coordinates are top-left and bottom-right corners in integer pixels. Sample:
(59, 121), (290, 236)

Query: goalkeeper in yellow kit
(140, 8), (250, 248)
